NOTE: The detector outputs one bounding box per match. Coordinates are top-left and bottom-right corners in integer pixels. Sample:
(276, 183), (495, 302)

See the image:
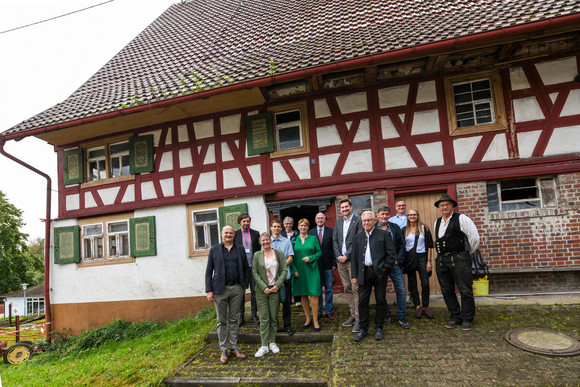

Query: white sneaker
(254, 346), (269, 357)
(269, 343), (280, 354)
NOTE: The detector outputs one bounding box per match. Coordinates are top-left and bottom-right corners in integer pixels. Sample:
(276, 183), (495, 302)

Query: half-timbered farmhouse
(1, 0), (579, 333)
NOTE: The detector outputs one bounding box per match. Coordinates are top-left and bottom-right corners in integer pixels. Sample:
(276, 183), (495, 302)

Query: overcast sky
(0, 0), (176, 241)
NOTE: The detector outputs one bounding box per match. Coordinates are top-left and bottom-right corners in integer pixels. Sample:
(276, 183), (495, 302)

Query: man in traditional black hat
(433, 194), (480, 331)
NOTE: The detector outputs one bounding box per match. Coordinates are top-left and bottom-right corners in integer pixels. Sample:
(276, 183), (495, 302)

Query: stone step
(208, 330), (333, 343)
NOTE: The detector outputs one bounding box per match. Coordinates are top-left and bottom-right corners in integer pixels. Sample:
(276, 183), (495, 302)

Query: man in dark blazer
(309, 212), (335, 319)
(234, 213), (261, 326)
(205, 225), (250, 364)
(332, 199), (363, 332)
(351, 211), (396, 342)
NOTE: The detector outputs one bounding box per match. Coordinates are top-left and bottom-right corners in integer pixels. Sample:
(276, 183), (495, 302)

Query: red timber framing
(56, 54), (580, 219)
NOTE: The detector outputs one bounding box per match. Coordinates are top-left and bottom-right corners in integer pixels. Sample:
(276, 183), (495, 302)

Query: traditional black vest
(435, 212), (468, 255)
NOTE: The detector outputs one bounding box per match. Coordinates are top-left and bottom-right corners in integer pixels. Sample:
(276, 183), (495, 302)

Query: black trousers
(281, 278), (293, 328)
(436, 251), (475, 322)
(407, 253), (430, 307)
(240, 275), (257, 319)
(358, 267), (388, 333)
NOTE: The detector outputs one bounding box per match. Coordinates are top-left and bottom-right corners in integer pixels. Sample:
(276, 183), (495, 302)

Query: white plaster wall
(535, 56), (577, 86)
(379, 84), (408, 108)
(509, 67), (530, 91)
(314, 98), (331, 118)
(141, 181), (157, 200)
(158, 151), (173, 172)
(224, 195), (269, 234)
(513, 97), (544, 122)
(319, 153), (339, 177)
(411, 110), (440, 135)
(180, 175), (193, 195)
(122, 184), (135, 203)
(544, 125), (580, 156)
(194, 119), (214, 139)
(177, 124), (188, 142)
(247, 164), (262, 185)
(141, 129), (162, 147)
(336, 92), (367, 114)
(453, 136), (481, 164)
(481, 133), (509, 162)
(98, 187), (120, 206)
(417, 142), (444, 166)
(380, 116), (399, 139)
(179, 148), (193, 168)
(416, 81), (436, 103)
(66, 194), (80, 211)
(353, 119), (370, 143)
(317, 125), (342, 147)
(165, 128), (172, 146)
(204, 144), (216, 164)
(85, 192), (97, 208)
(49, 205), (209, 305)
(272, 161), (291, 183)
(517, 130), (542, 159)
(195, 171), (217, 192)
(223, 168), (245, 189)
(160, 178), (174, 197)
(561, 89), (580, 117)
(221, 142), (234, 162)
(342, 149), (373, 174)
(220, 114), (241, 135)
(384, 146), (416, 170)
(289, 157), (311, 180)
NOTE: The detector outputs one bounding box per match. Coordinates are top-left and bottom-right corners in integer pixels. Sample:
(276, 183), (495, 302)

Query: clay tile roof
(3, 0), (580, 137)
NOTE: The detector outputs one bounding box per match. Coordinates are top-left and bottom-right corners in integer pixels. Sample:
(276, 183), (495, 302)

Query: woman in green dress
(292, 218), (322, 331)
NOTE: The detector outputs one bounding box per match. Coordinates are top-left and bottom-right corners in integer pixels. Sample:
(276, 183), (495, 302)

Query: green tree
(0, 190), (42, 294)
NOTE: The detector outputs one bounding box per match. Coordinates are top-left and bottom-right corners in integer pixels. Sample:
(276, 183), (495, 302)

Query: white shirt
(364, 230), (373, 266)
(435, 213), (480, 254)
(342, 215), (352, 256)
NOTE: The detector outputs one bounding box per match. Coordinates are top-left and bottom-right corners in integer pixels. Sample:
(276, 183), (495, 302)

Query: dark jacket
(205, 243), (250, 295)
(332, 215), (363, 261)
(308, 226), (335, 270)
(234, 227), (261, 266)
(351, 228), (396, 285)
(375, 221), (406, 263)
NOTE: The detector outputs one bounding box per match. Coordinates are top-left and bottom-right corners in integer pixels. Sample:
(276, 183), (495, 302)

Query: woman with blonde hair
(402, 209), (434, 319)
(252, 233), (287, 357)
(291, 218), (322, 331)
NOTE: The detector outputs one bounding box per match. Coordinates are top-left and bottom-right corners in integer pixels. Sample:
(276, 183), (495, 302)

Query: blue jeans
(386, 264), (407, 319)
(318, 269), (334, 314)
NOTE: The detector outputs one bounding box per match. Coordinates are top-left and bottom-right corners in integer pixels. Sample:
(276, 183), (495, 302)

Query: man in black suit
(351, 211), (396, 342)
(309, 212), (335, 319)
(333, 199), (363, 332)
(205, 225), (250, 364)
(234, 213), (261, 326)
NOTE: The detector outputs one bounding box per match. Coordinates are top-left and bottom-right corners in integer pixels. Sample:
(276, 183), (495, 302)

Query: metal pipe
(0, 139), (52, 342)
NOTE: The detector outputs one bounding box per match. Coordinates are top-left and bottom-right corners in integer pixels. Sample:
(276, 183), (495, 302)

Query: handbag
(402, 231), (419, 274)
(278, 283), (286, 303)
(470, 249), (489, 276)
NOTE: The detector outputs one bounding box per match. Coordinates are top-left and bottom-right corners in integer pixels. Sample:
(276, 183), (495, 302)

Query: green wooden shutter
(54, 226), (80, 264)
(129, 135), (154, 174)
(246, 112), (274, 155)
(63, 148), (84, 185)
(218, 204), (248, 232)
(130, 216), (156, 257)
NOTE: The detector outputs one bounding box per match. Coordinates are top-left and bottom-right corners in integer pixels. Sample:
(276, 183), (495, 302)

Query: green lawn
(0, 308), (215, 386)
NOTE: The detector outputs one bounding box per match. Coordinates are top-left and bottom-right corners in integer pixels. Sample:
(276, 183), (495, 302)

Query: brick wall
(490, 271), (580, 293)
(456, 173), (580, 292)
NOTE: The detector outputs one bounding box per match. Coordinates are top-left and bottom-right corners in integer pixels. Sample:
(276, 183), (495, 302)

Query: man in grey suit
(332, 199), (363, 332)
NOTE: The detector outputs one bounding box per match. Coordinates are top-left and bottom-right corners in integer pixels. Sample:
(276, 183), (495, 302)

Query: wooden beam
(425, 54), (449, 73)
(308, 75), (322, 91)
(365, 66), (377, 83)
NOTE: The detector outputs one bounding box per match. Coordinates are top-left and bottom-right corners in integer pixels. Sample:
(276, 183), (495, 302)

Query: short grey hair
(361, 210), (375, 219)
(283, 216), (294, 224)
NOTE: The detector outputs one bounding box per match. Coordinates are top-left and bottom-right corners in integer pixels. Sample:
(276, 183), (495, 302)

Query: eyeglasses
(408, 214), (418, 217)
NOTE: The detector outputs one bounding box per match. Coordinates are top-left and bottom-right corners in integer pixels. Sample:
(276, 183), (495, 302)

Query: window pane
(453, 83), (471, 94)
(209, 224), (220, 247)
(350, 194), (373, 216)
(540, 178), (557, 207)
(457, 118), (475, 127)
(95, 237), (104, 258)
(473, 90), (491, 100)
(120, 234), (130, 256)
(108, 235), (118, 257)
(456, 104), (473, 114)
(457, 111), (474, 121)
(486, 183), (500, 212)
(502, 200), (540, 211)
(278, 126), (301, 150)
(121, 155), (130, 175)
(472, 79), (491, 91)
(83, 224), (103, 237)
(276, 110), (300, 124)
(195, 211), (217, 222)
(454, 93), (473, 104)
(83, 239), (92, 258)
(88, 148), (105, 158)
(111, 157), (120, 177)
(110, 142), (129, 155)
(108, 222), (128, 233)
(500, 179), (538, 201)
(195, 225), (206, 249)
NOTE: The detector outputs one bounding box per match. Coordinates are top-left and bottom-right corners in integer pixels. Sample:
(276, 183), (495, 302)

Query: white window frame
(487, 177), (557, 212)
(109, 141), (131, 178)
(106, 220), (130, 259)
(79, 214), (134, 263)
(269, 101), (310, 158)
(192, 209), (220, 251)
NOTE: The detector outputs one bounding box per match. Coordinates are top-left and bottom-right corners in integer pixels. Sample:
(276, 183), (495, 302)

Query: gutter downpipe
(0, 139), (52, 342)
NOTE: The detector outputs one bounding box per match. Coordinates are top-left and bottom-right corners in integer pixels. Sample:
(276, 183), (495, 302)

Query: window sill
(81, 174), (135, 189)
(78, 257), (136, 267)
(189, 250), (210, 258)
(489, 207), (564, 220)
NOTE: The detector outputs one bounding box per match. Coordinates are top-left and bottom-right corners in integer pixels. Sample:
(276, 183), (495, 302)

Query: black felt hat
(434, 194), (458, 208)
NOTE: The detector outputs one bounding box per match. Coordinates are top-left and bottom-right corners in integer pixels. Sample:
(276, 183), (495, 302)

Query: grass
(0, 318), (45, 346)
(0, 308), (216, 386)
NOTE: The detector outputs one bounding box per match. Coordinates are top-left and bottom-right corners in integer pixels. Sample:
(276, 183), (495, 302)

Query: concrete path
(165, 294), (580, 386)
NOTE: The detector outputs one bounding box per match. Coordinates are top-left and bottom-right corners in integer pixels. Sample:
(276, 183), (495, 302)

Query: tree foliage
(0, 191), (44, 294)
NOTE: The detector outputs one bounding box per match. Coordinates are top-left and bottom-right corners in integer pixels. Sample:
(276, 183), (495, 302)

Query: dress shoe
(354, 330), (367, 342)
(314, 326), (322, 332)
(229, 349), (247, 359)
(342, 316), (356, 326)
(398, 318), (411, 329)
(327, 313), (334, 320)
(303, 322), (312, 329)
(374, 328), (384, 341)
(220, 351), (229, 364)
(286, 327), (295, 335)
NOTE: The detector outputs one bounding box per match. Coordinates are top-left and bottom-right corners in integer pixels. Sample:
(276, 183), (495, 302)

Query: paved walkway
(165, 294), (580, 386)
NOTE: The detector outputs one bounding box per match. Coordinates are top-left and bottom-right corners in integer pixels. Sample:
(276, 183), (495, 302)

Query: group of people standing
(205, 193), (479, 363)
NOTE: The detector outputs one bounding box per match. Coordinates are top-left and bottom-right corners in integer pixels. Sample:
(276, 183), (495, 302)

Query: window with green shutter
(54, 226), (80, 264)
(63, 148), (84, 185)
(129, 135), (154, 174)
(130, 216), (157, 257)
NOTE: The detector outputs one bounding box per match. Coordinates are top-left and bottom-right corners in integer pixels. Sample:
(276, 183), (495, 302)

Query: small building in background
(0, 285), (45, 317)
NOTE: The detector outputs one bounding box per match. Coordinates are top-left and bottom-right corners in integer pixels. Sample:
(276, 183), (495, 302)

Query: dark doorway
(280, 205), (319, 230)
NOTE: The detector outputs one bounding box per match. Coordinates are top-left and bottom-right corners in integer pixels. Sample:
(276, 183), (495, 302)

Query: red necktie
(318, 228), (323, 244)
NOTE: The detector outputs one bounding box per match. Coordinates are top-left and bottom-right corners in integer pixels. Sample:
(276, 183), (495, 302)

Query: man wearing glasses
(389, 200), (408, 228)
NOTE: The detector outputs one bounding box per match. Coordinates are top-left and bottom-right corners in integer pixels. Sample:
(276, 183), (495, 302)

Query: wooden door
(395, 191), (445, 295)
